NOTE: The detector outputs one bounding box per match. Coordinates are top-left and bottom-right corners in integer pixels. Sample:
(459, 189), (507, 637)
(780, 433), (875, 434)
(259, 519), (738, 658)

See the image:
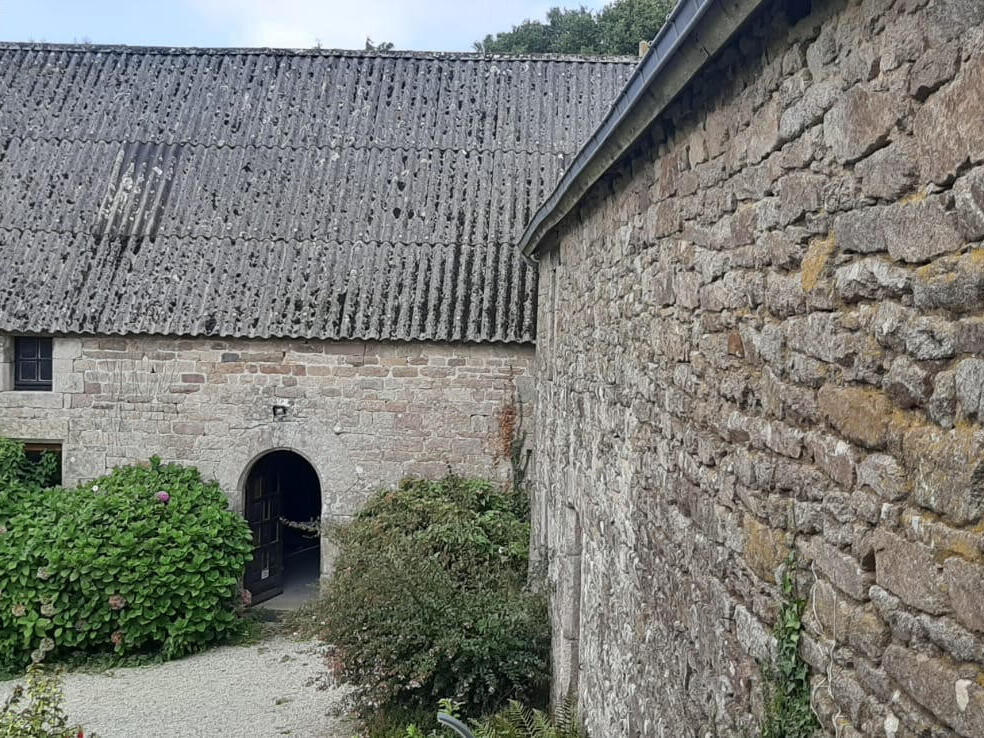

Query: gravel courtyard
(0, 636), (353, 737)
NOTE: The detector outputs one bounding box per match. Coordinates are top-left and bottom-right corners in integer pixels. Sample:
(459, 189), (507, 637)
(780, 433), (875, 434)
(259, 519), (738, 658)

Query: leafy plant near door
(291, 474), (550, 732)
(0, 439), (253, 672)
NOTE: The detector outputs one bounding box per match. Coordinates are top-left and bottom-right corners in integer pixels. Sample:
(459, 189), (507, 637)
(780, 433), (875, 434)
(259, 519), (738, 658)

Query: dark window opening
(14, 337), (53, 391)
(23, 442), (62, 486)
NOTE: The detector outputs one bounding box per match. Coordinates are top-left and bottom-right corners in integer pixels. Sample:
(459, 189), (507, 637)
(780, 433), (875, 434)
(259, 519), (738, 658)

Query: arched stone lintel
(216, 422), (357, 581)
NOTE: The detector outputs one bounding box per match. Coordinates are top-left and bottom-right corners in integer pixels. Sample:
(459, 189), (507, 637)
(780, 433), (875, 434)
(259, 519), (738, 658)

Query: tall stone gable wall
(532, 0), (984, 735)
(0, 335), (533, 573)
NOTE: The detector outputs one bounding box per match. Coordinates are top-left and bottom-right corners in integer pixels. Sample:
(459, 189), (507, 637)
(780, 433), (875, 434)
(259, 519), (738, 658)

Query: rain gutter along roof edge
(519, 0), (769, 258)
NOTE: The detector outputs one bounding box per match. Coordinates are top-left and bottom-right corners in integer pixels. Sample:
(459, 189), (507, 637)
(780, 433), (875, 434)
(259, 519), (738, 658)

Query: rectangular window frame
(13, 337), (53, 391)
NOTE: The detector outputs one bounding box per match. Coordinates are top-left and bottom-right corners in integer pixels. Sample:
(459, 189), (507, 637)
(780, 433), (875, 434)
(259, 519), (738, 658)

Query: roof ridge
(0, 41), (639, 64)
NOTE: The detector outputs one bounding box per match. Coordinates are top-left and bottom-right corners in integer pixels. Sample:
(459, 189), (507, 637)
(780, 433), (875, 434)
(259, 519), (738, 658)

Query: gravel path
(1, 636), (354, 737)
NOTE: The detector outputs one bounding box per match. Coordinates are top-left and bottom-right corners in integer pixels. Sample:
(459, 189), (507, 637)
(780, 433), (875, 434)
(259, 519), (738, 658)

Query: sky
(0, 0), (609, 52)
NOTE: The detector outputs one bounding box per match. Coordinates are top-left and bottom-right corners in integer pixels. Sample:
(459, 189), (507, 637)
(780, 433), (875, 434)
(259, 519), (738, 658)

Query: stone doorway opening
(242, 450), (321, 608)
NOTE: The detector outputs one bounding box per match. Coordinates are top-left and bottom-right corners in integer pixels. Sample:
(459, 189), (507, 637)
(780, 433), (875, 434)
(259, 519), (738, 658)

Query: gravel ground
(1, 636), (354, 738)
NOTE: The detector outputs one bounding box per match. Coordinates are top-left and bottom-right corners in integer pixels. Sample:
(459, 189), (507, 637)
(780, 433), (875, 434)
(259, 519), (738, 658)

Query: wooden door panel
(243, 462), (284, 604)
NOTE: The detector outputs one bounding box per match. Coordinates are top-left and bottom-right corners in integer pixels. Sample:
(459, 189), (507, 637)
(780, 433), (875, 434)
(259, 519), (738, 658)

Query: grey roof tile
(0, 44), (635, 342)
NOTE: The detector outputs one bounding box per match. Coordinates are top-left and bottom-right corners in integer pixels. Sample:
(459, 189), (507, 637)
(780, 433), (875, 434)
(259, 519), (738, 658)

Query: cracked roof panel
(0, 44), (635, 343)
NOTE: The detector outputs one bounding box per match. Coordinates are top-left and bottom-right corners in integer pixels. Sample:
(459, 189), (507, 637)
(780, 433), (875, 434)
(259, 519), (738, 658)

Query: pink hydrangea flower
(155, 491), (170, 504)
(111, 630), (125, 647)
(108, 594), (127, 611)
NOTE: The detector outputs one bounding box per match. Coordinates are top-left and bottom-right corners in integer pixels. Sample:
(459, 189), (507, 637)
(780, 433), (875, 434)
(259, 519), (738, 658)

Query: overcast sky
(0, 0), (609, 51)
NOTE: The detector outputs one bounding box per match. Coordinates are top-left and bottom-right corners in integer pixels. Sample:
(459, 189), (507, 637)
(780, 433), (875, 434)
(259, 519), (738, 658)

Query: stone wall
(532, 0), (984, 735)
(0, 334), (533, 574)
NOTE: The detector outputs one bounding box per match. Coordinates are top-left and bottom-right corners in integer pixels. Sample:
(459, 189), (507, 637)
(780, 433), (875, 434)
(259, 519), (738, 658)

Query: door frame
(239, 448), (323, 604)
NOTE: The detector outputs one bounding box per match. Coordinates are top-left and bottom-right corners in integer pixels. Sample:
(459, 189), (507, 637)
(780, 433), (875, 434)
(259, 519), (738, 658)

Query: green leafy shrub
(299, 475), (549, 722)
(0, 442), (253, 672)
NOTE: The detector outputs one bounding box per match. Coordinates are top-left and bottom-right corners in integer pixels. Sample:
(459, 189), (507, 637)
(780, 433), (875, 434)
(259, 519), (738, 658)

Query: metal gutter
(519, 0), (769, 258)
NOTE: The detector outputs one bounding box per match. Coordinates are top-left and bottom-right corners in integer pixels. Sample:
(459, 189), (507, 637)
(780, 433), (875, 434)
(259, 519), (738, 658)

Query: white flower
(91, 484), (100, 492)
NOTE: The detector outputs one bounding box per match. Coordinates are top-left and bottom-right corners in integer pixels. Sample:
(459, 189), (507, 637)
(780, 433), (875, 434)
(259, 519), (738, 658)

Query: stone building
(0, 44), (635, 600)
(4, 0), (984, 732)
(519, 0), (984, 735)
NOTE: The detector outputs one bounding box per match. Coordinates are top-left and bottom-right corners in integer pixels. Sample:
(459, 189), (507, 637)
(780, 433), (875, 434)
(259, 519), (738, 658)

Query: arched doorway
(242, 450), (321, 606)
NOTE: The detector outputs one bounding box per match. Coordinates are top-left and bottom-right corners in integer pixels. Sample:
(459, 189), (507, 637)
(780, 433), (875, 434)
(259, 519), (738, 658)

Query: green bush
(302, 475), (550, 722)
(0, 440), (253, 671)
(1, 666), (95, 737)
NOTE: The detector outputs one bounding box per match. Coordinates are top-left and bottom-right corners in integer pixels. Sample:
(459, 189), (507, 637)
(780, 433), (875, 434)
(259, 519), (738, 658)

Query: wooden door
(243, 462), (284, 604)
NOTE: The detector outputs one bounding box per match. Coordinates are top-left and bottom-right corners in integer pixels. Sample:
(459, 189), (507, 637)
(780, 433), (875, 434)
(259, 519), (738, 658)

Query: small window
(14, 337), (53, 391)
(23, 442), (62, 486)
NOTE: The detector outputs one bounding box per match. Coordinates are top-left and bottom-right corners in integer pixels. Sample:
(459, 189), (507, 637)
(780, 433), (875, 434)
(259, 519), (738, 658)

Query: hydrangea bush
(0, 439), (253, 671)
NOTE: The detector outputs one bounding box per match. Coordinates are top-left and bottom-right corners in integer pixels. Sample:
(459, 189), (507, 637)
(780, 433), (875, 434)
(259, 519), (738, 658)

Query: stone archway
(242, 449), (321, 606)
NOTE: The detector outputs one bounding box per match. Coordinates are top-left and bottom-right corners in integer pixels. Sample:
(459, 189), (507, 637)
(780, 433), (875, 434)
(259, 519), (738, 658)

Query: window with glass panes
(14, 337), (53, 391)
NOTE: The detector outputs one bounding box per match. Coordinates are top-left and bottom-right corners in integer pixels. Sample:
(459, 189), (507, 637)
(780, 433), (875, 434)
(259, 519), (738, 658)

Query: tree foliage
(475, 0), (675, 56)
(366, 38), (395, 51)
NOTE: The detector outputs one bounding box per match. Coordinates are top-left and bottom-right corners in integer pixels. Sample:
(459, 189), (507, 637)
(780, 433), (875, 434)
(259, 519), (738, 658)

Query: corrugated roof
(0, 44), (635, 343)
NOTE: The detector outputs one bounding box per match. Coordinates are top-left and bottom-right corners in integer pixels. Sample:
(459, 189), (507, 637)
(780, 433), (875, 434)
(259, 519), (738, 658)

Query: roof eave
(0, 41), (638, 64)
(519, 0), (769, 259)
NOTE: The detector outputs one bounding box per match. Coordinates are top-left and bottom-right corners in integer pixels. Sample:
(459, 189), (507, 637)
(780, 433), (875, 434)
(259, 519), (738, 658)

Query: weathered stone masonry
(532, 0), (984, 736)
(0, 335), (533, 574)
